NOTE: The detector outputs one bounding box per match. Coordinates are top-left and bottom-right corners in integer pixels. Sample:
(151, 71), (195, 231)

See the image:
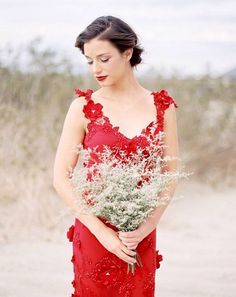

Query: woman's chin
(97, 81), (114, 87)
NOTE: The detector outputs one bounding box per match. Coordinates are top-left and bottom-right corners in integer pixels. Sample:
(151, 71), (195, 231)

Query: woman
(53, 15), (179, 297)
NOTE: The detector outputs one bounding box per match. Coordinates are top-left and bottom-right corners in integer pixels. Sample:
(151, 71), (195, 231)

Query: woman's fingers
(122, 244), (136, 256)
(126, 243), (138, 249)
(119, 237), (138, 243)
(116, 247), (136, 264)
(118, 233), (141, 246)
(118, 236), (139, 253)
(120, 237), (139, 247)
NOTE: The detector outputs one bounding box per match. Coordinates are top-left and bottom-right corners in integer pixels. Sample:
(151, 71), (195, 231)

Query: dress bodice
(74, 88), (178, 152)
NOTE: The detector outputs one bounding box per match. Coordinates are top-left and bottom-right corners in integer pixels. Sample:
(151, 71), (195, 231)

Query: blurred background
(0, 1), (235, 296)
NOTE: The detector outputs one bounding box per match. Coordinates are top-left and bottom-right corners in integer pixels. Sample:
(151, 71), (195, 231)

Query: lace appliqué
(83, 100), (103, 121)
(94, 117), (106, 125)
(139, 233), (163, 270)
(85, 251), (136, 297)
(74, 88), (93, 101)
(152, 89), (178, 131)
(156, 250), (163, 269)
(67, 224), (75, 242)
(85, 251), (124, 287)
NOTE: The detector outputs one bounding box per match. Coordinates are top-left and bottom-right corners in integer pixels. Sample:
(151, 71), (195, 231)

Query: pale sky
(0, 0), (235, 76)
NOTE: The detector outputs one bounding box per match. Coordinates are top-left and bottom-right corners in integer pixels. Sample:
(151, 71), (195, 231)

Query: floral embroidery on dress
(71, 254), (75, 263)
(84, 251), (125, 288)
(71, 279), (76, 288)
(74, 88), (104, 121)
(152, 89), (178, 110)
(83, 100), (103, 121)
(94, 117), (106, 125)
(73, 230), (81, 249)
(71, 293), (82, 297)
(156, 250), (163, 269)
(74, 88), (93, 101)
(147, 236), (154, 248)
(151, 89), (178, 131)
(67, 224), (75, 242)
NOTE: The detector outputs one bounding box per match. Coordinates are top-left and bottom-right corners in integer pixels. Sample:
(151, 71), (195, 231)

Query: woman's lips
(96, 76), (108, 81)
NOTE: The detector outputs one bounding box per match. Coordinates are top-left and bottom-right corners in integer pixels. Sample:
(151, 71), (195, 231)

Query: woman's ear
(123, 48), (133, 62)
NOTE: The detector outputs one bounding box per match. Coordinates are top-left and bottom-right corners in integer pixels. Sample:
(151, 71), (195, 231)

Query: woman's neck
(98, 70), (146, 104)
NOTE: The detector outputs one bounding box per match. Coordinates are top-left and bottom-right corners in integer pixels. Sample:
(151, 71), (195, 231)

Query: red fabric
(67, 88), (178, 296)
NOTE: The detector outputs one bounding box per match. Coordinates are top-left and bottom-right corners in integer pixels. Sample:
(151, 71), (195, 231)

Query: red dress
(66, 88), (178, 297)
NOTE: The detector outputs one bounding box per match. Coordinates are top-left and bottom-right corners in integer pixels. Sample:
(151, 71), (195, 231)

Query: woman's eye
(101, 58), (109, 63)
(87, 58), (109, 65)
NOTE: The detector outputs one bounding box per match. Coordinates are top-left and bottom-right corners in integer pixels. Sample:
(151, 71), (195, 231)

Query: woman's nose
(92, 61), (102, 74)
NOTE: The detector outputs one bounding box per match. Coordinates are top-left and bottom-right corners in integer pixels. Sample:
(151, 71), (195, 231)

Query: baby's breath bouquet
(68, 130), (191, 274)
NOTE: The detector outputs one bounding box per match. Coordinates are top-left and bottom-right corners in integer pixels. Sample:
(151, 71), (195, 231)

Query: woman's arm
(119, 103), (179, 248)
(53, 97), (106, 235)
(148, 102), (179, 226)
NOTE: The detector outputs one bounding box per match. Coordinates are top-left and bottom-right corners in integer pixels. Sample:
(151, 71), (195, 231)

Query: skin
(53, 37), (179, 264)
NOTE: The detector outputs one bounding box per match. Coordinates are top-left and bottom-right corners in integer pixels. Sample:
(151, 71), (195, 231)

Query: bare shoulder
(65, 96), (88, 130)
(159, 89), (178, 116)
(165, 101), (177, 114)
(69, 95), (87, 112)
(162, 89), (178, 127)
(164, 103), (177, 131)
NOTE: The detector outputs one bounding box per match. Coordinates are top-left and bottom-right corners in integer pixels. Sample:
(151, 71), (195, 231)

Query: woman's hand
(118, 218), (156, 249)
(95, 225), (137, 265)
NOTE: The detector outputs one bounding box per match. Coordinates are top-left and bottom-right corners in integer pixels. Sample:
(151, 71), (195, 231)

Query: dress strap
(151, 89), (178, 131)
(151, 89), (178, 110)
(74, 88), (103, 121)
(74, 88), (94, 102)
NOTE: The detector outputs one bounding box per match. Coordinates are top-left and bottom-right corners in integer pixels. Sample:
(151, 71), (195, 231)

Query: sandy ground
(0, 181), (235, 297)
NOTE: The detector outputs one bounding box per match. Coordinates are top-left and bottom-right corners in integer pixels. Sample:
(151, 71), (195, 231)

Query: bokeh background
(0, 1), (235, 296)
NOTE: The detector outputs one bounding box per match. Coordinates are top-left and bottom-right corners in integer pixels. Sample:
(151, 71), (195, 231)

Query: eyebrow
(84, 53), (110, 58)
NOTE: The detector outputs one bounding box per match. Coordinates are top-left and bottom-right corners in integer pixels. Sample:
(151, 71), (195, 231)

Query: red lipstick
(96, 76), (108, 81)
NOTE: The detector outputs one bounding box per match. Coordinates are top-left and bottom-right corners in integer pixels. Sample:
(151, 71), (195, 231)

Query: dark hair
(74, 15), (144, 68)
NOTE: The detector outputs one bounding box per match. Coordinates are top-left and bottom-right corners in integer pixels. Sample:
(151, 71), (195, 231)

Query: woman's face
(83, 37), (133, 86)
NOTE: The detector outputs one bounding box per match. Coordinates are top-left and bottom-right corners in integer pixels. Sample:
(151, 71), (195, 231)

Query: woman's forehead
(84, 39), (115, 57)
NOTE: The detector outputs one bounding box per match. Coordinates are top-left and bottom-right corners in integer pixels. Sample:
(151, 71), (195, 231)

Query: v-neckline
(88, 90), (158, 141)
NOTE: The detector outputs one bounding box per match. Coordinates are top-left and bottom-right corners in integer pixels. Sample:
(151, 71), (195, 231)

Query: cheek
(110, 62), (125, 79)
(107, 60), (117, 72)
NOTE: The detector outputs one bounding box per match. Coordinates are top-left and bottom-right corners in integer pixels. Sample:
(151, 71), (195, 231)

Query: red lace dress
(66, 88), (178, 297)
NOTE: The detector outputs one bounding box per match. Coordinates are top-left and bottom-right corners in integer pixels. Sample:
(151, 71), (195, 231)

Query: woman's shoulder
(67, 88), (92, 117)
(72, 87), (103, 120)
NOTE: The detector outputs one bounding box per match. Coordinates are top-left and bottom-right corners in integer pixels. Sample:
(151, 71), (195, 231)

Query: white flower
(69, 131), (192, 231)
